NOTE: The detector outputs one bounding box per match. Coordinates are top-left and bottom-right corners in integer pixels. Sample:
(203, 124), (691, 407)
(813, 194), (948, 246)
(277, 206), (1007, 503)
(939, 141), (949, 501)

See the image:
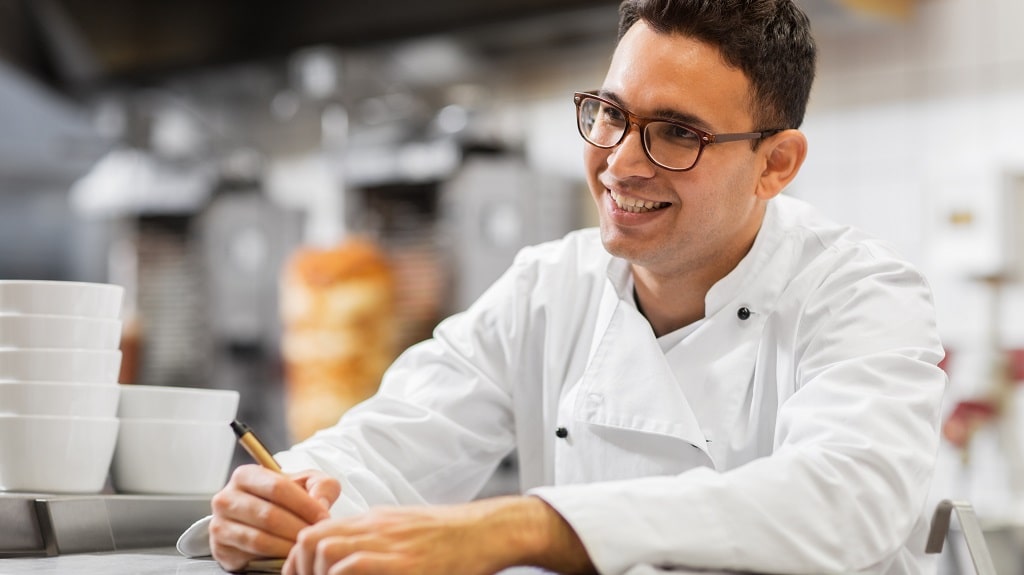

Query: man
(204, 1), (946, 573)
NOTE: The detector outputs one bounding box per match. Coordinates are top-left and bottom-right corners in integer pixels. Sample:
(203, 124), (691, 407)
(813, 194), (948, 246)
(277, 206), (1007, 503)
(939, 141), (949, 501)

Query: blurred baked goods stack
(280, 239), (397, 442)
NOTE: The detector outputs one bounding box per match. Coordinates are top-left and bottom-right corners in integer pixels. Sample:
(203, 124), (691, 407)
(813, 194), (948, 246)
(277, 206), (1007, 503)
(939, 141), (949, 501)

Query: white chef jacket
(271, 194), (946, 575)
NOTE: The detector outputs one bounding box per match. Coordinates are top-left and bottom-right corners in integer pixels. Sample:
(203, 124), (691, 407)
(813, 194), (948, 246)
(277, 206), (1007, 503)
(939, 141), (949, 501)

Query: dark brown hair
(618, 0), (816, 130)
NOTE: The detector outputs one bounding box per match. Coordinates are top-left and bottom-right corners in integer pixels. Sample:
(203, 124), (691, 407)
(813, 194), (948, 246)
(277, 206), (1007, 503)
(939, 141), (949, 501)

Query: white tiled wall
(794, 0), (1024, 535)
(796, 0), (1024, 350)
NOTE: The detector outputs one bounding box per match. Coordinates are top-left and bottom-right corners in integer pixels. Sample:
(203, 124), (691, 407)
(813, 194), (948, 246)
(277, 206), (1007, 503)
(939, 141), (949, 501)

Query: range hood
(1, 0), (923, 96)
(0, 0), (622, 94)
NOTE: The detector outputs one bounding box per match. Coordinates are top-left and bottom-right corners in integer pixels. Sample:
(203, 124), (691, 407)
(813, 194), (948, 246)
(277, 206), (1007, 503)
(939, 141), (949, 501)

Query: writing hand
(209, 465), (341, 572)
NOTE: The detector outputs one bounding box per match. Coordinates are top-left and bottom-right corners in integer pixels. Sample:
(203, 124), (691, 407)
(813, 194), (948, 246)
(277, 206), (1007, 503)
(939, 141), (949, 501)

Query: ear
(754, 129), (807, 200)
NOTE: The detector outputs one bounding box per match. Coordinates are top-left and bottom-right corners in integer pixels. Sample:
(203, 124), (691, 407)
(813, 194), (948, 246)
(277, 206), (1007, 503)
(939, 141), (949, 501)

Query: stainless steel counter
(0, 547), (224, 574)
(0, 549), (871, 575)
(0, 549), (558, 574)
(0, 550), (735, 575)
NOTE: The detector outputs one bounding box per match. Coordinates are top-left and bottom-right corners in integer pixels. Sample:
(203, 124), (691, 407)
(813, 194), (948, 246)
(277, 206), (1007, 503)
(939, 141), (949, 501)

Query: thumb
(304, 472), (342, 514)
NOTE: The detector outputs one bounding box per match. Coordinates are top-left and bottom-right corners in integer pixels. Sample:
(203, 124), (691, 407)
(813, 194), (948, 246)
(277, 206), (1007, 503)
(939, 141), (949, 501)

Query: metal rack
(927, 499), (999, 575)
(0, 493), (210, 558)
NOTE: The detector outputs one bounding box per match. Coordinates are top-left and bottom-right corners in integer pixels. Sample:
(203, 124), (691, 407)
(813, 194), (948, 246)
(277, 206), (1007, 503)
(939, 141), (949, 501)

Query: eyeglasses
(573, 91), (782, 172)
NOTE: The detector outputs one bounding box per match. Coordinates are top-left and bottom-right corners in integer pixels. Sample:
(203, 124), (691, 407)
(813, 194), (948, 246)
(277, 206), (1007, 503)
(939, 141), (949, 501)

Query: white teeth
(609, 190), (668, 213)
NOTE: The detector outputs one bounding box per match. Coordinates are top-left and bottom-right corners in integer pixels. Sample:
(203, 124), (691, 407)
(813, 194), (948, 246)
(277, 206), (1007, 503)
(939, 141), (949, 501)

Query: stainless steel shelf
(0, 493), (210, 558)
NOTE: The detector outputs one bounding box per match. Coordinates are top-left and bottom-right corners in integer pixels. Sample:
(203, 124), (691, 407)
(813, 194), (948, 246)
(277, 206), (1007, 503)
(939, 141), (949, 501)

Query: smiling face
(586, 21), (774, 284)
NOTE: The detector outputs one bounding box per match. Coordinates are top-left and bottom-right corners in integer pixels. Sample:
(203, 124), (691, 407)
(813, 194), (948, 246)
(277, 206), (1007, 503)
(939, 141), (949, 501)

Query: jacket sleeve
(529, 251), (947, 575)
(273, 249), (544, 515)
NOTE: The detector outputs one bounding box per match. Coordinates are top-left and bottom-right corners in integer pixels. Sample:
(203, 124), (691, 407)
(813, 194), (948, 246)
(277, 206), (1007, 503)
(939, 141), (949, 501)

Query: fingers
(209, 465), (339, 571)
(286, 550), (400, 575)
(326, 550), (399, 575)
(234, 465), (333, 524)
(209, 514), (295, 570)
(314, 538), (360, 575)
(211, 487), (312, 543)
(285, 533), (393, 575)
(285, 523), (347, 575)
(208, 541), (251, 573)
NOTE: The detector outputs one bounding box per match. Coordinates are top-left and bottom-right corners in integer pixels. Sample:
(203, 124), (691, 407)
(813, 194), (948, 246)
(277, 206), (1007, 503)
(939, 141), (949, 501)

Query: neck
(632, 208), (766, 338)
(632, 265), (717, 337)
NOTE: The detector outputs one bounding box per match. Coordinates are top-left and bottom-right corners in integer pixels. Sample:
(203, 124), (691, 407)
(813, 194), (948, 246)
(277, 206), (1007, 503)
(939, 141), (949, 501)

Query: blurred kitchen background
(2, 0), (1024, 571)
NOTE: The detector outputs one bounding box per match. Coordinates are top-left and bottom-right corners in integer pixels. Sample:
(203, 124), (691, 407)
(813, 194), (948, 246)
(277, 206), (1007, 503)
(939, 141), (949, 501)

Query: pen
(230, 419), (284, 474)
(231, 420), (289, 574)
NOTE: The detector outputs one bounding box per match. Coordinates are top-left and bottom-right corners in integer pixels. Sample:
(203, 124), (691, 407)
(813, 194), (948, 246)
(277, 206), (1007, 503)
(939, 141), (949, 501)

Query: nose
(604, 122), (656, 179)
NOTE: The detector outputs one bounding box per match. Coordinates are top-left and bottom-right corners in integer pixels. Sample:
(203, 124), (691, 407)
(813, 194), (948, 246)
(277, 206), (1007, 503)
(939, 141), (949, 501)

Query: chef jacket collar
(705, 199), (785, 317)
(603, 198), (786, 318)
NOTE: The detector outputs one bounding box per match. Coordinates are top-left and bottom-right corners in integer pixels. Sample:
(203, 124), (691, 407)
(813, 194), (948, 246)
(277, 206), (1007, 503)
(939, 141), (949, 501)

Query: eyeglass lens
(577, 96), (702, 171)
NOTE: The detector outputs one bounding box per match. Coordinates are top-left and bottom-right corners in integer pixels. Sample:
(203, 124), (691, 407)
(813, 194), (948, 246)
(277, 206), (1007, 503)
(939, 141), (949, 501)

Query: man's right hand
(209, 465), (341, 572)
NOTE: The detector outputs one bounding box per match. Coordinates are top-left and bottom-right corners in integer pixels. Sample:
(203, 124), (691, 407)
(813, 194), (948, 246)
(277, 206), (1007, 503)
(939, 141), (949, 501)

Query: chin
(599, 226), (646, 263)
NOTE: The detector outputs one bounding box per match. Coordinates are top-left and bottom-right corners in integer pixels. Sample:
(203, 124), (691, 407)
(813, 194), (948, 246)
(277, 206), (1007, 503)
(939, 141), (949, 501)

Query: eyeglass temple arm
(710, 130), (782, 143)
(925, 499), (997, 575)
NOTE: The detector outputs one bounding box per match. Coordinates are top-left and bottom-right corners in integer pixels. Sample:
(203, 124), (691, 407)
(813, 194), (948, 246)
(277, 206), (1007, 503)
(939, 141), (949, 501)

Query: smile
(609, 190), (669, 214)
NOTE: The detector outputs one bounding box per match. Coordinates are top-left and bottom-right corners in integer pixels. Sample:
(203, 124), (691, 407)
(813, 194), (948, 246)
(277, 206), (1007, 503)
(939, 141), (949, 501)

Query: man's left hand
(282, 495), (595, 575)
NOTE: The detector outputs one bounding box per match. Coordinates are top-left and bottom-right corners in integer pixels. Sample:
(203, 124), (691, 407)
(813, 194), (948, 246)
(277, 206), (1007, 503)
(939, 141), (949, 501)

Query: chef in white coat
(206, 0), (947, 573)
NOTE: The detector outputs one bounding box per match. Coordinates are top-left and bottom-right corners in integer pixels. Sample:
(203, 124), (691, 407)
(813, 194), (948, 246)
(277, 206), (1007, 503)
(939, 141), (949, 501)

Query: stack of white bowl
(0, 280), (124, 494)
(112, 384), (240, 495)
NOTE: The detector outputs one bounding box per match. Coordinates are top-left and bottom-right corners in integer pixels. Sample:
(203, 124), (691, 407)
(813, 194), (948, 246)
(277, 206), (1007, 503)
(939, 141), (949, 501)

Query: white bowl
(117, 385), (239, 421)
(0, 414), (119, 493)
(0, 280), (123, 319)
(0, 349), (121, 383)
(111, 418), (235, 495)
(0, 381), (120, 417)
(0, 313), (122, 350)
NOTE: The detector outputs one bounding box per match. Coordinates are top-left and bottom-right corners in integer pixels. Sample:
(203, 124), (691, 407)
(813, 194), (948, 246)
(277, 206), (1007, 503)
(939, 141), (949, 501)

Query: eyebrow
(597, 89), (714, 132)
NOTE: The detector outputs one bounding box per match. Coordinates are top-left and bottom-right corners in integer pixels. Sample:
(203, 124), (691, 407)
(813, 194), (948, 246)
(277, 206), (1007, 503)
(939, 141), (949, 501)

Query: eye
(650, 122), (700, 147)
(666, 123), (699, 142)
(598, 103), (628, 125)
